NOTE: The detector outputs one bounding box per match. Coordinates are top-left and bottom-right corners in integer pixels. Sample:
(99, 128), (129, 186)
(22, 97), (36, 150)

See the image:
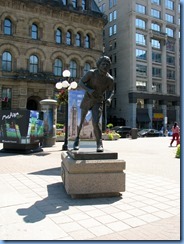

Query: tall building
(0, 0), (106, 117)
(96, 0), (180, 130)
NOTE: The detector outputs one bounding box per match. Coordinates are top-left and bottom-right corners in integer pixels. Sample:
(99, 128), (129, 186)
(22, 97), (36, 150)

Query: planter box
(56, 129), (65, 141)
(102, 134), (119, 140)
(56, 135), (65, 142)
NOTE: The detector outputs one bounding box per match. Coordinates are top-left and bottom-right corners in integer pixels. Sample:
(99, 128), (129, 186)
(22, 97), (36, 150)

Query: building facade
(0, 0), (106, 120)
(96, 0), (180, 130)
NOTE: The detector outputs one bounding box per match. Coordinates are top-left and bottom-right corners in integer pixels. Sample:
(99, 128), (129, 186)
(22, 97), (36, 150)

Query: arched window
(82, 0), (86, 10)
(75, 33), (81, 47)
(85, 34), (90, 48)
(32, 23), (38, 39)
(66, 31), (72, 45)
(2, 51), (12, 71)
(4, 18), (12, 35)
(54, 58), (63, 76)
(56, 28), (62, 44)
(70, 60), (77, 78)
(29, 55), (38, 73)
(72, 0), (77, 8)
(83, 62), (91, 75)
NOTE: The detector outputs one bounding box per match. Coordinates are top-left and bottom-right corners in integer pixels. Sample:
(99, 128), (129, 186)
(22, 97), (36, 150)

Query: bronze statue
(73, 56), (114, 152)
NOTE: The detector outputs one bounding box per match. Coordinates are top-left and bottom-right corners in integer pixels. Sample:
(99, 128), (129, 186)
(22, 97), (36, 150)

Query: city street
(0, 137), (180, 240)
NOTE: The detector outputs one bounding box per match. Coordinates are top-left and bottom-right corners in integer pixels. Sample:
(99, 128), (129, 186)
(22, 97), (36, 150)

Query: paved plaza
(0, 137), (181, 240)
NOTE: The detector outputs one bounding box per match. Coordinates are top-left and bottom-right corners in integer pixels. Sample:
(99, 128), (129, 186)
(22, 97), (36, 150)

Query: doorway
(26, 97), (41, 111)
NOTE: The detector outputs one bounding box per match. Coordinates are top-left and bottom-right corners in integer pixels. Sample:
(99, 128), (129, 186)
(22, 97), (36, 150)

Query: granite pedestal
(61, 149), (126, 198)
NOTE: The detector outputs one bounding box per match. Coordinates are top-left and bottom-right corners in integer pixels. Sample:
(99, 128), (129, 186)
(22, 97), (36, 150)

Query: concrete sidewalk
(0, 137), (180, 240)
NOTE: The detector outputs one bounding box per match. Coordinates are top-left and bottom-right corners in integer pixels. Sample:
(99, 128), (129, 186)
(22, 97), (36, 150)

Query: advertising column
(40, 99), (57, 147)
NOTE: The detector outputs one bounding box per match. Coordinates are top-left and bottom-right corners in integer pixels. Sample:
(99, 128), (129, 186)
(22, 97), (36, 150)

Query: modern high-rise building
(96, 0), (180, 130)
(0, 0), (106, 118)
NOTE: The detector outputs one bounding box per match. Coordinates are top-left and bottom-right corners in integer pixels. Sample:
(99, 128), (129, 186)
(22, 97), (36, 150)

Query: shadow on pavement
(16, 182), (122, 223)
(17, 182), (68, 223)
(0, 151), (51, 157)
(0, 152), (18, 157)
(29, 167), (61, 176)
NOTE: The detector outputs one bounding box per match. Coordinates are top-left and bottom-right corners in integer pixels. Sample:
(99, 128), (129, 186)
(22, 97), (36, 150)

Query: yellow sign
(153, 113), (164, 119)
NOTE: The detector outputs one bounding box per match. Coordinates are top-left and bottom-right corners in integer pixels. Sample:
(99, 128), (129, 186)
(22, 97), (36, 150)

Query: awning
(137, 113), (150, 122)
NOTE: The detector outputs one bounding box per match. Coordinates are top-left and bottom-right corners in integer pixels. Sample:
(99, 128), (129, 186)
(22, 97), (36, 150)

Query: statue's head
(96, 56), (111, 69)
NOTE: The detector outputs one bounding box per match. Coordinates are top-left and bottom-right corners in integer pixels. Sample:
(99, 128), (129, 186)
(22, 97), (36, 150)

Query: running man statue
(73, 56), (114, 152)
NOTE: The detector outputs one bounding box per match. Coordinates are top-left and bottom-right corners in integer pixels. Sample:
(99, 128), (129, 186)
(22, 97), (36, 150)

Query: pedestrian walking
(170, 122), (180, 146)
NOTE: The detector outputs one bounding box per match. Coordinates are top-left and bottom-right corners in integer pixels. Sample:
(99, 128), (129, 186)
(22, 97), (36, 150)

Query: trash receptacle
(131, 128), (138, 139)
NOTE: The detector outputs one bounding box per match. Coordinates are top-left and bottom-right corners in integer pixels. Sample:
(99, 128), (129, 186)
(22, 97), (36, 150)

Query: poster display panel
(0, 110), (44, 144)
(42, 108), (53, 138)
(68, 90), (102, 149)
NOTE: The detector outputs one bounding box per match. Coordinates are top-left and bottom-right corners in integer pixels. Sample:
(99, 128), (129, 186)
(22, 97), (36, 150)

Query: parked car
(167, 130), (173, 137)
(138, 129), (161, 137)
(159, 129), (173, 137)
(112, 126), (132, 138)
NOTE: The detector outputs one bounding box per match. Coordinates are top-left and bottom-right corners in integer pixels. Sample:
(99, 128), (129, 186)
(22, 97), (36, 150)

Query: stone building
(96, 0), (180, 130)
(0, 0), (107, 117)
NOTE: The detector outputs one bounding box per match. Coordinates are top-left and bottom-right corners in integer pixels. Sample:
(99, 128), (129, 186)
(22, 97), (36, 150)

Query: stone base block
(61, 151), (126, 198)
(42, 137), (56, 147)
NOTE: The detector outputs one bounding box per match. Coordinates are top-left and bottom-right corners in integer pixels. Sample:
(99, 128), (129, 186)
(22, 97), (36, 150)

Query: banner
(68, 90), (102, 140)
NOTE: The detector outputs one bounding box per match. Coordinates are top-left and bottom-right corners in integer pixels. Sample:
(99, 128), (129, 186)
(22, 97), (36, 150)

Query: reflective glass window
(2, 51), (12, 71)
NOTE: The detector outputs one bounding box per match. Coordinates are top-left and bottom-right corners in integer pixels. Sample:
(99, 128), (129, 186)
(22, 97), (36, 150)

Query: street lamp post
(55, 70), (77, 150)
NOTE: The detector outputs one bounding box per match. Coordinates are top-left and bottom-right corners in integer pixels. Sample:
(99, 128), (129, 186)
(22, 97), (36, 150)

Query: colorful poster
(0, 110), (44, 144)
(68, 90), (102, 141)
(27, 110), (44, 141)
(42, 109), (53, 138)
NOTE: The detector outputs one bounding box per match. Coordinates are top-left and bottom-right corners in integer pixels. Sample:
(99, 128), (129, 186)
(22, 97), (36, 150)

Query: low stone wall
(56, 136), (64, 142)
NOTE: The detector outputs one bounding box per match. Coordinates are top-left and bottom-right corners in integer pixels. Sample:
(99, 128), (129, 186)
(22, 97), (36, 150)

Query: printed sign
(68, 90), (102, 140)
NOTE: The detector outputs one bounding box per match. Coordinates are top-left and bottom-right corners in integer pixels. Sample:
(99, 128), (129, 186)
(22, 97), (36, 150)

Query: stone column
(147, 19), (153, 93)
(129, 103), (137, 128)
(175, 25), (180, 96)
(162, 104), (167, 119)
(146, 101), (153, 128)
(86, 0), (91, 10)
(162, 104), (167, 131)
(175, 105), (180, 125)
(161, 26), (167, 94)
(78, 0), (83, 10)
(68, 0), (73, 8)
